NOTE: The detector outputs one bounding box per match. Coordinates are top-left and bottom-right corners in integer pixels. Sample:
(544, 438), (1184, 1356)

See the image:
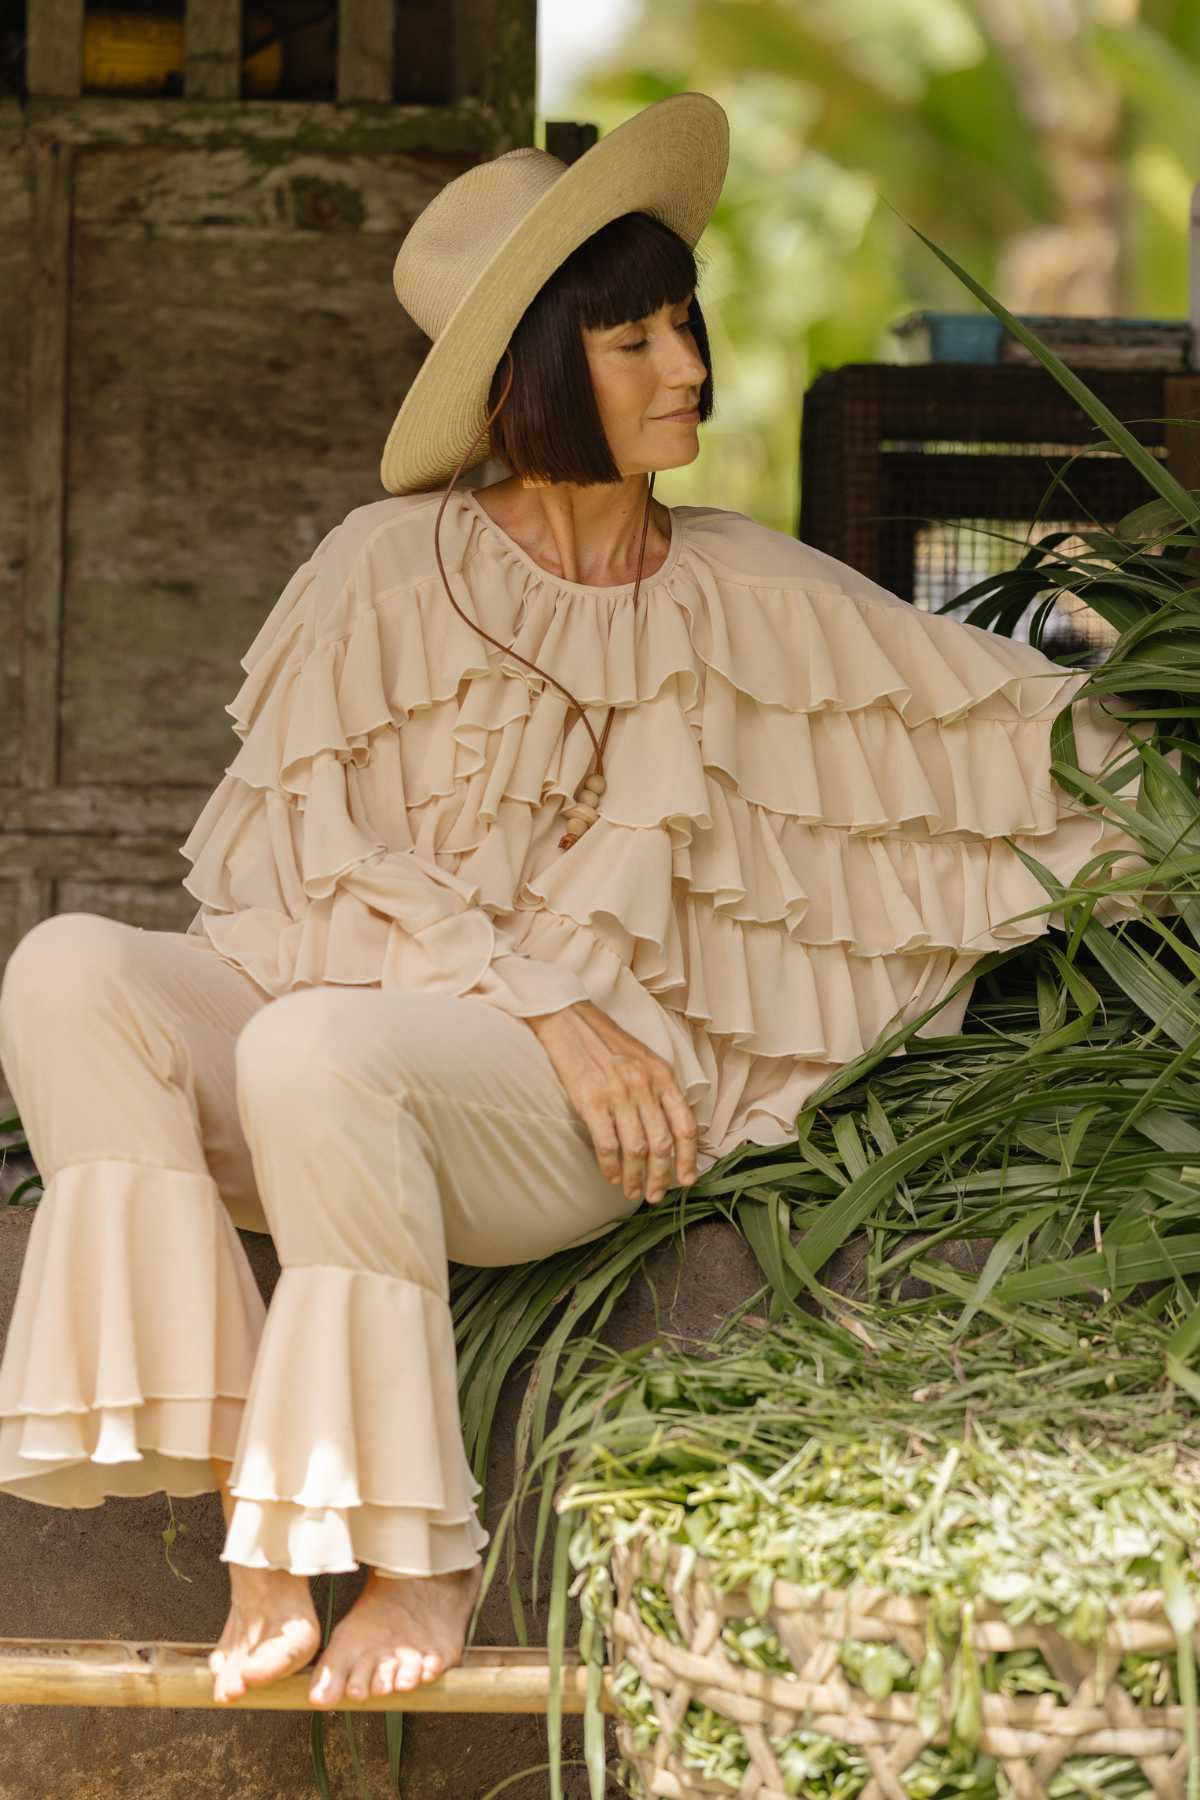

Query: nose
(663, 371), (705, 414)
(672, 339), (707, 395)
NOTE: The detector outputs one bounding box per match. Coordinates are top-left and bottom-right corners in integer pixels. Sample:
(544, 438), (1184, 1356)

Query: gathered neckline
(459, 485), (685, 597)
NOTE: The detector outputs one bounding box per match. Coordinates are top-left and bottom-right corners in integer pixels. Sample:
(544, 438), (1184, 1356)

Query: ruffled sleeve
(178, 500), (592, 1021)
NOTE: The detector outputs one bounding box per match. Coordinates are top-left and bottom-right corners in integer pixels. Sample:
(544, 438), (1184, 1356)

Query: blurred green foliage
(541, 0), (1199, 533)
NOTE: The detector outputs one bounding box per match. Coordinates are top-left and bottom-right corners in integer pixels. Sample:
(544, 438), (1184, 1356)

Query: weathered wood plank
(0, 825), (206, 934)
(1, 62), (529, 988)
(21, 139), (72, 794)
(20, 96), (493, 155)
(394, 0), (451, 103)
(0, 880), (47, 969)
(0, 832), (197, 883)
(449, 0), (486, 104)
(69, 142), (456, 235)
(25, 0), (84, 99)
(0, 157), (33, 780)
(338, 0), (396, 104)
(544, 121), (598, 166)
(51, 885), (201, 935)
(0, 786), (210, 836)
(450, 0), (535, 150)
(183, 0), (242, 102)
(61, 145), (476, 787)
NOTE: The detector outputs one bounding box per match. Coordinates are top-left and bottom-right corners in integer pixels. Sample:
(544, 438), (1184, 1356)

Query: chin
(668, 442), (702, 473)
(648, 441), (701, 476)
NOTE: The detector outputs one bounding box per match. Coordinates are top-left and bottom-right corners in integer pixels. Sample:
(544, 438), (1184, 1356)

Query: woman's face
(581, 290), (709, 477)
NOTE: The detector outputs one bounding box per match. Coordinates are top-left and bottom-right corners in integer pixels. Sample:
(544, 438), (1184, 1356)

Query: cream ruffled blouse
(180, 487), (1158, 1176)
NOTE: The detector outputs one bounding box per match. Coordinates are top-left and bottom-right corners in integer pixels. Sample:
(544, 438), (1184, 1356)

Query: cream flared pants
(0, 912), (638, 1579)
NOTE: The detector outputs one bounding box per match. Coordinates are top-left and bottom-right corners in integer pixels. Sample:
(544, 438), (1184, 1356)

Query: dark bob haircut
(486, 210), (714, 487)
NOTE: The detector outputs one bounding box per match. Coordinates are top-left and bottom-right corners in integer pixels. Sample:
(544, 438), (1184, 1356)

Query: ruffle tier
(0, 1161), (488, 1574)
(0, 1160), (265, 1506)
(179, 491), (1166, 1167)
(222, 1265), (488, 1577)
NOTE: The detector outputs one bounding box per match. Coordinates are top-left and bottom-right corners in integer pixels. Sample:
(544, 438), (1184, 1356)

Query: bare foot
(307, 1561), (484, 1707)
(209, 1565), (322, 1704)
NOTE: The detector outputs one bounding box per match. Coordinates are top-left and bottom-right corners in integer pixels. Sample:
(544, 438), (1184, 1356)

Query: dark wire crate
(797, 362), (1200, 657)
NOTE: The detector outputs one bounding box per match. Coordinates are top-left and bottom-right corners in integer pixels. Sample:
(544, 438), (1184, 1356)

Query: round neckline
(459, 485), (684, 597)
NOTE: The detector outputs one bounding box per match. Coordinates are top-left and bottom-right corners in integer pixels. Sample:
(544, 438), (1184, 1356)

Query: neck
(482, 473), (667, 587)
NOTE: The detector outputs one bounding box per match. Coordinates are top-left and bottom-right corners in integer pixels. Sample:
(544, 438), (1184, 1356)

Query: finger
(658, 1085), (700, 1186)
(609, 1086), (649, 1202)
(581, 1100), (623, 1188)
(636, 1093), (679, 1205)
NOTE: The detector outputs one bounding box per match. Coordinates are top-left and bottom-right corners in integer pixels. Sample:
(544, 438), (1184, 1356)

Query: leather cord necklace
(430, 348), (657, 850)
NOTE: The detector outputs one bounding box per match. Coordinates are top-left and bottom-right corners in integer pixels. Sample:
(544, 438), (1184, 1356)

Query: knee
(235, 987), (384, 1119)
(0, 912), (136, 1039)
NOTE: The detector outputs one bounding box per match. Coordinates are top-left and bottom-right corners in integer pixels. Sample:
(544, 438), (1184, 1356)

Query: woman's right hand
(524, 1000), (699, 1205)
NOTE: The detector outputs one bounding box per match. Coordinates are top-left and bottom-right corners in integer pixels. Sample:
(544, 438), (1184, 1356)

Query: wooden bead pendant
(557, 767), (608, 850)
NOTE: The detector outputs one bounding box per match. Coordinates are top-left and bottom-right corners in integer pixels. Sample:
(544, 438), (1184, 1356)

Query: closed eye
(620, 322), (696, 354)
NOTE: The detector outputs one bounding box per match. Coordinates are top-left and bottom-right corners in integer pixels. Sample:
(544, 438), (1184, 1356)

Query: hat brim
(379, 92), (730, 497)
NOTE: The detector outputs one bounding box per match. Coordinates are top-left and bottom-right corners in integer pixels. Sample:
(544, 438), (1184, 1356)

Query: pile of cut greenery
(556, 1303), (1200, 1800)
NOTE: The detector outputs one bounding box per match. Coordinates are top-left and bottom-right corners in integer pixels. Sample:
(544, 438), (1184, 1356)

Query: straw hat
(379, 91), (730, 497)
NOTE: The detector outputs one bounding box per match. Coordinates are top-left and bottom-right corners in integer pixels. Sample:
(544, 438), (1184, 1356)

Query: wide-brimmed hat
(379, 91), (730, 497)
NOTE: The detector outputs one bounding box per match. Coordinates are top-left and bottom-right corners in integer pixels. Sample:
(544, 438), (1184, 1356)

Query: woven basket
(607, 1534), (1196, 1800)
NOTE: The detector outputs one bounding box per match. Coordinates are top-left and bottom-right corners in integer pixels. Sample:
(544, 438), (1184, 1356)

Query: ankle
(211, 1458), (235, 1532)
(227, 1559), (313, 1597)
(366, 1560), (482, 1591)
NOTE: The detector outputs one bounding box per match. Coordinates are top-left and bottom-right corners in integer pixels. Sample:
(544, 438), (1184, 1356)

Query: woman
(0, 93), (1158, 1710)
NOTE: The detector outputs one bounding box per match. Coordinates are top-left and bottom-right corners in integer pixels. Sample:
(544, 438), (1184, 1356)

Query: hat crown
(393, 147), (570, 341)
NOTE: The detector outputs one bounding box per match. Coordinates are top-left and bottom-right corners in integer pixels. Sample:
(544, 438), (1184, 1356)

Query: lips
(656, 406), (700, 420)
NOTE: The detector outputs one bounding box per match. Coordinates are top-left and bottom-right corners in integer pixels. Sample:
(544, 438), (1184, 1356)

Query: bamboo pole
(0, 1639), (616, 1713)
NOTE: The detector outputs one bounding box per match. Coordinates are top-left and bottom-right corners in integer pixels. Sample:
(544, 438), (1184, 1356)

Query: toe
(240, 1617), (318, 1688)
(309, 1658), (342, 1707)
(344, 1653), (377, 1702)
(393, 1648), (424, 1691)
(419, 1652), (444, 1683)
(371, 1657), (399, 1697)
(214, 1660), (247, 1704)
